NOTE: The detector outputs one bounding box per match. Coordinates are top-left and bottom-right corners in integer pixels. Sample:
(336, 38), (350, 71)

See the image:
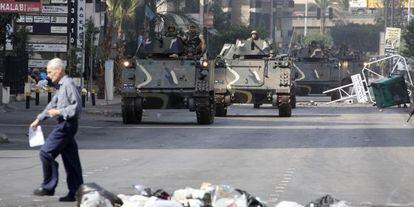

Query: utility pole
(304, 0), (308, 36)
(270, 0), (274, 41)
(384, 0), (388, 29)
(200, 0), (205, 27)
(408, 0), (412, 23)
(391, 0), (395, 27)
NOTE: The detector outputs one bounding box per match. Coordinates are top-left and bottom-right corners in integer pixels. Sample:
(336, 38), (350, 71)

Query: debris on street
(76, 182), (353, 207)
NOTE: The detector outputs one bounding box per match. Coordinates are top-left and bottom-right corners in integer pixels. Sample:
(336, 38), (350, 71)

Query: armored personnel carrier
(121, 35), (215, 124)
(292, 46), (341, 100)
(214, 38), (294, 117)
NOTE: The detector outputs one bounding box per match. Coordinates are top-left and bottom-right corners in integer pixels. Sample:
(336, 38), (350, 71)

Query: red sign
(0, 1), (42, 14)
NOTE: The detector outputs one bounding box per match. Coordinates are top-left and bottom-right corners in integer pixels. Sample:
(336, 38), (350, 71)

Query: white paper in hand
(29, 126), (45, 147)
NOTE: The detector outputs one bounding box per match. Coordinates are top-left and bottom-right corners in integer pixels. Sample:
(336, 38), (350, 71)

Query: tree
(96, 0), (142, 98)
(331, 23), (383, 52)
(10, 26), (29, 56)
(403, 20), (414, 57)
(66, 47), (82, 77)
(304, 32), (333, 48)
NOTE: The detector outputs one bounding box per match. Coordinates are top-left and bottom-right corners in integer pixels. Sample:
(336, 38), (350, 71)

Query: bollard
(91, 89), (96, 106)
(35, 88), (40, 105)
(81, 88), (87, 108)
(48, 87), (53, 103)
(25, 91), (30, 109)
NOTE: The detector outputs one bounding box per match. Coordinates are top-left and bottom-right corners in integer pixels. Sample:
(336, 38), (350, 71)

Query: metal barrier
(25, 85), (98, 109)
(323, 54), (414, 105)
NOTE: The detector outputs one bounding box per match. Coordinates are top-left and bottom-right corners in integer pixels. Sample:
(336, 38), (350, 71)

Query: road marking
(269, 168), (296, 205)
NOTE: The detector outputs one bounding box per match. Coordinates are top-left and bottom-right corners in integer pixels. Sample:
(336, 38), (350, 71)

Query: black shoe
(33, 187), (54, 196)
(59, 195), (76, 202)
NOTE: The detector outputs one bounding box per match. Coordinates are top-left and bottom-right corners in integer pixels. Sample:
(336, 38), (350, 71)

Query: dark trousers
(40, 118), (83, 196)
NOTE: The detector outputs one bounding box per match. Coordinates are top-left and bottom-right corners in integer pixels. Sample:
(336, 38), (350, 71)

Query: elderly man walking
(30, 58), (83, 202)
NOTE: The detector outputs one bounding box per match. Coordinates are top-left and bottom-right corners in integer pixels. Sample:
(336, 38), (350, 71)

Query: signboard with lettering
(0, 1), (42, 14)
(29, 59), (67, 68)
(51, 0), (68, 3)
(385, 27), (401, 55)
(28, 43), (67, 52)
(17, 15), (25, 23)
(77, 0), (85, 48)
(25, 15), (33, 23)
(51, 16), (67, 24)
(68, 0), (78, 47)
(42, 5), (67, 14)
(34, 16), (51, 23)
(51, 26), (67, 34)
(351, 74), (368, 103)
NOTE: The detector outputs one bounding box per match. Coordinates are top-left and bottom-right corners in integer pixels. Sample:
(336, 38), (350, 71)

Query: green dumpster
(371, 75), (410, 108)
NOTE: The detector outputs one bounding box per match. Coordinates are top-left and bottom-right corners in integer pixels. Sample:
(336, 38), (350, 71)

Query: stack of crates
(371, 75), (410, 108)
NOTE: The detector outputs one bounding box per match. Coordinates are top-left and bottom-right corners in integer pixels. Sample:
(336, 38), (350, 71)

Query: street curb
(84, 109), (122, 117)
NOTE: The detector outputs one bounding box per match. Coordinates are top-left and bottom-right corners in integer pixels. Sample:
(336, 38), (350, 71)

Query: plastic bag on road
(79, 191), (114, 207)
(76, 183), (123, 207)
(172, 188), (207, 203)
(144, 197), (183, 207)
(212, 185), (247, 207)
(118, 194), (149, 207)
(235, 189), (267, 207)
(305, 195), (351, 207)
(275, 201), (304, 207)
(132, 184), (171, 199)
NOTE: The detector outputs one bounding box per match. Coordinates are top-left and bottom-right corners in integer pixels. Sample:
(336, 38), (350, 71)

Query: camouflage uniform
(184, 31), (203, 56)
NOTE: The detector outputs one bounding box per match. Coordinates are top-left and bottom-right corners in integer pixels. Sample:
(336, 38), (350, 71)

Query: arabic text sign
(351, 74), (368, 103)
(385, 27), (401, 54)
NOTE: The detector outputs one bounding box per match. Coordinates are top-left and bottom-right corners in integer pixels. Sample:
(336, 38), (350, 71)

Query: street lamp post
(304, 0), (308, 36)
(408, 0), (412, 23)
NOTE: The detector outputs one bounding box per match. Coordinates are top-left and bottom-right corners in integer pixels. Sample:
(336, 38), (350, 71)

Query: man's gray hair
(47, 58), (65, 70)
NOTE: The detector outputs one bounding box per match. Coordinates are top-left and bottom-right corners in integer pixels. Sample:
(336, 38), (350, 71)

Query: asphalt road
(0, 100), (414, 207)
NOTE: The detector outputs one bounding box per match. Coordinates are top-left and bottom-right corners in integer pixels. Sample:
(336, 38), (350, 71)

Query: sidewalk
(1, 93), (123, 117)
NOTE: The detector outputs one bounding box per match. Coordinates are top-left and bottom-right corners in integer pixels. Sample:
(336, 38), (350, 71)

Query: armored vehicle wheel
(196, 98), (215, 125)
(215, 104), (227, 117)
(253, 103), (261, 108)
(279, 102), (292, 117)
(291, 95), (297, 109)
(278, 95), (292, 117)
(122, 98), (142, 124)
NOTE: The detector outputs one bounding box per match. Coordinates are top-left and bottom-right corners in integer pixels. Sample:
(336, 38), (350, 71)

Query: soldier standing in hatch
(249, 30), (260, 41)
(184, 25), (206, 57)
(164, 26), (178, 37)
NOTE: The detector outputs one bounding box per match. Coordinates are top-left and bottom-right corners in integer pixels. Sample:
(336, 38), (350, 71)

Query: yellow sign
(367, 0), (383, 8)
(368, 0), (414, 8)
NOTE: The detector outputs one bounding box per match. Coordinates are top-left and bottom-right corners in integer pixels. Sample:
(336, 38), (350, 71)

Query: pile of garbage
(75, 183), (352, 207)
(276, 195), (351, 207)
(76, 182), (267, 207)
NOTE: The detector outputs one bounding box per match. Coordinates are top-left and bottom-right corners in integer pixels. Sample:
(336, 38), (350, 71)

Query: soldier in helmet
(250, 30), (259, 41)
(184, 25), (206, 57)
(247, 30), (270, 53)
(165, 25), (178, 37)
